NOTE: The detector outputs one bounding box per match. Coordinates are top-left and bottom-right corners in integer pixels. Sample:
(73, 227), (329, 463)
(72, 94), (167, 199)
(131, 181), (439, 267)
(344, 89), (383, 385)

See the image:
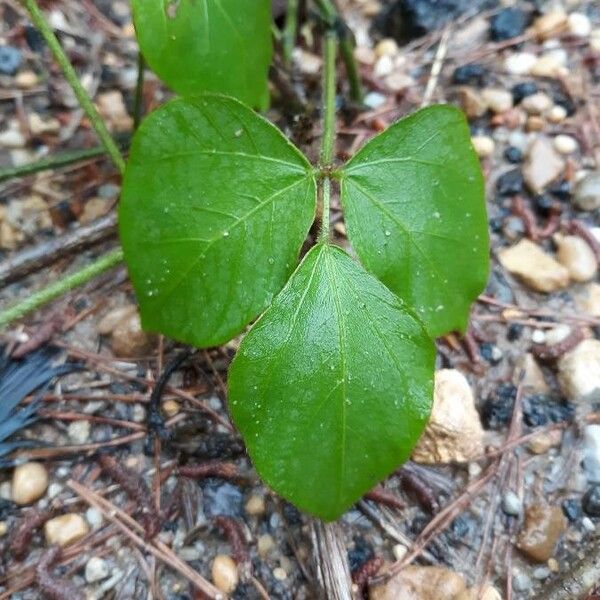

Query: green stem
(133, 52), (145, 130)
(314, 0), (363, 103)
(318, 32), (336, 243)
(0, 248), (124, 328)
(22, 0), (126, 175)
(0, 146), (107, 183)
(283, 0), (299, 65)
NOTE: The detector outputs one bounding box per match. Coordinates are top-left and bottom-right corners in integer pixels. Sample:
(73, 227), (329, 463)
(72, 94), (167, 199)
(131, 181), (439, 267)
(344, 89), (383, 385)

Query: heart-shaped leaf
(339, 105), (489, 337)
(119, 95), (316, 347)
(228, 243), (435, 520)
(132, 0), (272, 108)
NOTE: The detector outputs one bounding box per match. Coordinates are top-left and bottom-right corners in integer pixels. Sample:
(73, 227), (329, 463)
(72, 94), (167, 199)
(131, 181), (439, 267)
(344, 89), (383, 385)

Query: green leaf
(339, 105), (489, 337)
(132, 0), (272, 108)
(228, 243), (435, 520)
(119, 95), (316, 347)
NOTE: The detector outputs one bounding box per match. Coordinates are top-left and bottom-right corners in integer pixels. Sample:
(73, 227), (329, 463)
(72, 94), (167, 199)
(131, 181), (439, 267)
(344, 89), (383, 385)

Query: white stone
(531, 329), (547, 344)
(86, 507), (104, 529)
(523, 136), (565, 193)
(211, 554), (239, 594)
(558, 340), (600, 401)
(553, 134), (578, 154)
(568, 13), (592, 38)
(374, 55), (394, 78)
(471, 135), (495, 158)
(67, 420), (91, 444)
(531, 54), (564, 78)
(375, 38), (398, 57)
(545, 324), (572, 345)
(583, 425), (600, 483)
(546, 105), (567, 123)
(503, 490), (522, 516)
(85, 557), (109, 583)
(555, 234), (597, 282)
(574, 171), (600, 211)
(482, 88), (513, 113)
(364, 92), (386, 109)
(412, 369), (484, 464)
(44, 513), (89, 547)
(522, 93), (553, 115)
(499, 239), (569, 292)
(504, 52), (537, 75)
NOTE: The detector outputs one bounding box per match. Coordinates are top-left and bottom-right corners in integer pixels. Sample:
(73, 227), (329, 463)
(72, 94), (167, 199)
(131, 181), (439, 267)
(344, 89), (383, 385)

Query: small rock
(574, 171), (600, 211)
(178, 546), (201, 561)
(7, 194), (52, 235)
(479, 586), (502, 600)
(514, 353), (549, 394)
(504, 52), (537, 76)
(503, 490), (522, 516)
(512, 570), (531, 592)
(392, 544), (408, 561)
(530, 54), (564, 78)
(583, 425), (600, 483)
(582, 517), (596, 532)
(79, 197), (110, 224)
(512, 81), (538, 104)
(257, 533), (275, 557)
(458, 87), (487, 120)
(364, 92), (386, 110)
(583, 486), (600, 517)
(558, 340), (600, 401)
(47, 482), (63, 499)
(471, 135), (495, 158)
(0, 46), (22, 75)
(85, 556), (109, 583)
(412, 369), (484, 464)
(96, 91), (133, 133)
(12, 462), (49, 505)
(273, 567), (287, 581)
(99, 305), (154, 357)
(568, 13), (592, 38)
(548, 558), (559, 572)
(44, 513), (89, 547)
(452, 64), (487, 86)
(526, 115), (546, 132)
(245, 494), (266, 516)
(490, 8), (529, 41)
(517, 505), (566, 562)
(203, 481), (243, 518)
(375, 38), (398, 57)
(533, 566), (551, 580)
(496, 168), (524, 196)
(575, 283), (600, 317)
(28, 113), (60, 135)
(547, 105), (567, 123)
(15, 70), (38, 89)
(521, 92), (553, 115)
(534, 11), (567, 40)
(528, 430), (562, 454)
(384, 72), (414, 92)
(0, 124), (26, 149)
(162, 399), (180, 417)
(504, 146), (523, 163)
(554, 234), (597, 282)
(369, 566), (467, 600)
(374, 54), (394, 78)
(67, 420), (91, 444)
(523, 136), (565, 193)
(498, 239), (569, 293)
(86, 507), (103, 529)
(0, 522), (7, 537)
(553, 134), (578, 155)
(482, 87), (513, 113)
(211, 554), (238, 594)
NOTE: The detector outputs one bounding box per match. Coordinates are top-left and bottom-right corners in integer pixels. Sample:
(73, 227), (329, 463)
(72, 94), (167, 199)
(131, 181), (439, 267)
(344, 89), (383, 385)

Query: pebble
(257, 533), (275, 557)
(0, 125), (26, 149)
(547, 105), (567, 123)
(0, 522), (7, 537)
(504, 52), (536, 76)
(273, 567), (287, 581)
(245, 493), (266, 516)
(369, 565), (467, 600)
(512, 569), (532, 592)
(98, 305), (154, 357)
(96, 91), (133, 133)
(498, 239), (569, 293)
(528, 430), (562, 454)
(583, 516), (596, 532)
(452, 63), (487, 86)
(67, 420), (91, 444)
(490, 7), (528, 41)
(12, 462), (49, 505)
(583, 486), (600, 517)
(364, 92), (386, 110)
(554, 234), (597, 282)
(482, 87), (513, 113)
(514, 353), (549, 394)
(412, 369), (484, 464)
(521, 92), (553, 115)
(47, 482), (63, 499)
(558, 340), (600, 401)
(375, 38), (398, 57)
(574, 171), (600, 211)
(15, 70), (38, 89)
(384, 72), (414, 92)
(523, 136), (565, 193)
(496, 168), (524, 196)
(583, 425), (600, 483)
(553, 134), (578, 155)
(534, 11), (567, 40)
(533, 566), (551, 580)
(568, 13), (591, 38)
(512, 81), (538, 104)
(162, 399), (180, 417)
(392, 543), (408, 561)
(0, 46), (22, 75)
(203, 481), (243, 518)
(211, 554), (238, 594)
(458, 87), (487, 119)
(526, 115), (546, 132)
(178, 546), (201, 561)
(86, 506), (104, 529)
(576, 283), (600, 317)
(374, 54), (394, 78)
(504, 146), (523, 163)
(85, 556), (109, 583)
(44, 513), (90, 547)
(530, 54), (565, 78)
(28, 113), (60, 136)
(79, 197), (110, 224)
(517, 505), (566, 562)
(471, 135), (495, 158)
(502, 490), (522, 516)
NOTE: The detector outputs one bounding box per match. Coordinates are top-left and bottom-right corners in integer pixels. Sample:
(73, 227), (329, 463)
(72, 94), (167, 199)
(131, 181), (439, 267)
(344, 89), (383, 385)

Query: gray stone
(574, 172), (600, 211)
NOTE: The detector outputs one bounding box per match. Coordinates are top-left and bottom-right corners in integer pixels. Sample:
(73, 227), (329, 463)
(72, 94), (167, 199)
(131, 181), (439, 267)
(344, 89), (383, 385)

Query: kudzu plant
(121, 0), (489, 520)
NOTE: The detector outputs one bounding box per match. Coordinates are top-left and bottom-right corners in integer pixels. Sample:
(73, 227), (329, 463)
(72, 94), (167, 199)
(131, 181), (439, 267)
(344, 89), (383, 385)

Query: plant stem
(22, 0), (126, 175)
(0, 146), (107, 183)
(0, 248), (123, 328)
(318, 32), (337, 243)
(313, 0), (363, 103)
(133, 52), (145, 130)
(283, 0), (299, 65)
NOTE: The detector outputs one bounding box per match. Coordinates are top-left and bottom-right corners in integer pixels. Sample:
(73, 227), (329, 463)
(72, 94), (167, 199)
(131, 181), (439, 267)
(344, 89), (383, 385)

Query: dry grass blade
(67, 479), (225, 599)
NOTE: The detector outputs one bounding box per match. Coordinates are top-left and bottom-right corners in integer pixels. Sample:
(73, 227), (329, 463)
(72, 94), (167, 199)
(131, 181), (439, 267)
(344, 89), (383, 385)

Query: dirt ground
(0, 0), (600, 598)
